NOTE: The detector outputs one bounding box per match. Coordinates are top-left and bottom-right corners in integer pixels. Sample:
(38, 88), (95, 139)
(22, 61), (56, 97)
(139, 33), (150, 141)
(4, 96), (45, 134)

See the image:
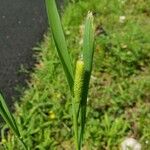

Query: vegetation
(45, 0), (95, 149)
(0, 0), (150, 149)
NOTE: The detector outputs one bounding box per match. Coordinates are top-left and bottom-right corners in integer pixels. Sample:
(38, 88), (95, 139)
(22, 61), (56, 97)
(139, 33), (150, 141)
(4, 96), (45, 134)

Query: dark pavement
(0, 0), (63, 107)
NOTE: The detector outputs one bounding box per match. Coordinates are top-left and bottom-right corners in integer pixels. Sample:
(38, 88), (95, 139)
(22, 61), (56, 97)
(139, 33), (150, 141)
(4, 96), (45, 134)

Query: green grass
(0, 94), (27, 149)
(0, 0), (150, 149)
(45, 1), (95, 149)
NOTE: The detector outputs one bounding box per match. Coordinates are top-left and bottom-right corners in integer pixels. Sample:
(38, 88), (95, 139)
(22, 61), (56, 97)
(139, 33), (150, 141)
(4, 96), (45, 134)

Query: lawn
(0, 0), (150, 149)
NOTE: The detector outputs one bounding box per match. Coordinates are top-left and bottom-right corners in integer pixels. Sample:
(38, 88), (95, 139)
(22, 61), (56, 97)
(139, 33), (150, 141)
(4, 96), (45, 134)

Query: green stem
(72, 98), (79, 150)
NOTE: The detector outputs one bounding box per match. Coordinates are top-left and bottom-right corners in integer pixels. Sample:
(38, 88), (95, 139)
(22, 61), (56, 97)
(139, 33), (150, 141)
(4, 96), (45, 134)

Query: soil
(0, 0), (64, 108)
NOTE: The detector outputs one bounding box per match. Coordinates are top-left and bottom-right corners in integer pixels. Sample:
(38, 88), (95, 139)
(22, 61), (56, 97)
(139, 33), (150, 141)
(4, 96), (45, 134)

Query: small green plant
(45, 0), (94, 149)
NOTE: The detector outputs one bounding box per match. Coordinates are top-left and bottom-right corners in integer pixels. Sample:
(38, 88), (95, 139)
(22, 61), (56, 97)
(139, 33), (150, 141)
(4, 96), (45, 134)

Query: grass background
(0, 0), (150, 149)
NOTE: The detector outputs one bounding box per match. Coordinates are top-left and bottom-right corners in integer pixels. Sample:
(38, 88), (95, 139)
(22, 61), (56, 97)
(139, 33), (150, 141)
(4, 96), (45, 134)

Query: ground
(0, 0), (64, 107)
(0, 0), (47, 107)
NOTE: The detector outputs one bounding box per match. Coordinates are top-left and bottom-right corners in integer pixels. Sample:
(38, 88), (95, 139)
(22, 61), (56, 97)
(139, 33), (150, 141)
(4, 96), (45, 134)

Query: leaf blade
(0, 94), (28, 149)
(0, 94), (20, 137)
(83, 12), (94, 73)
(79, 12), (95, 149)
(45, 0), (74, 91)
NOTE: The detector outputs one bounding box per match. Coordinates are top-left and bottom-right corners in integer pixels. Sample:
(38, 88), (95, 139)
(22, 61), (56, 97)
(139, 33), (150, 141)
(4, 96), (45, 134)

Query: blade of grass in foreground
(79, 12), (94, 149)
(45, 0), (74, 91)
(0, 94), (27, 150)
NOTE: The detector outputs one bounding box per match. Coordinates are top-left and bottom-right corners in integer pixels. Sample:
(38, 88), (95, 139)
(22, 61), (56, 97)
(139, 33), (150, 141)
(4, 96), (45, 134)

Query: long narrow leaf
(45, 0), (74, 91)
(0, 94), (27, 149)
(83, 12), (94, 73)
(0, 94), (20, 137)
(79, 12), (94, 149)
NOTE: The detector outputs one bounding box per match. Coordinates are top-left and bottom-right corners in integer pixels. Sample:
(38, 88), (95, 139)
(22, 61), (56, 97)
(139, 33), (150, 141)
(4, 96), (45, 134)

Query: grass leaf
(83, 12), (94, 73)
(0, 93), (27, 150)
(45, 0), (74, 91)
(79, 12), (95, 149)
(0, 94), (20, 137)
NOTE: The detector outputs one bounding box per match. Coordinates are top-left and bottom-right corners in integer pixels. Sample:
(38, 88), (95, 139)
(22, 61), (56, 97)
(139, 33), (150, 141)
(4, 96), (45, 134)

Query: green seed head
(74, 60), (85, 102)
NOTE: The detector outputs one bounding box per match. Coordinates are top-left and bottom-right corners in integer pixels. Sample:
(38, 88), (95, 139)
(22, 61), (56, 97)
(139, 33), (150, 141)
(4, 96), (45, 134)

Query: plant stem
(72, 98), (79, 150)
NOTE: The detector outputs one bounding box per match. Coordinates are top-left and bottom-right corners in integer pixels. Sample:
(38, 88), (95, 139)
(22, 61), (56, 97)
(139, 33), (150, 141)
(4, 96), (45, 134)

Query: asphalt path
(0, 0), (63, 108)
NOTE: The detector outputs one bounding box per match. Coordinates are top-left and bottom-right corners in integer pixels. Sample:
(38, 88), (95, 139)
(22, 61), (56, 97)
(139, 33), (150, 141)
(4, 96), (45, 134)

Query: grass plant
(45, 0), (95, 149)
(0, 0), (150, 149)
(0, 0), (95, 149)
